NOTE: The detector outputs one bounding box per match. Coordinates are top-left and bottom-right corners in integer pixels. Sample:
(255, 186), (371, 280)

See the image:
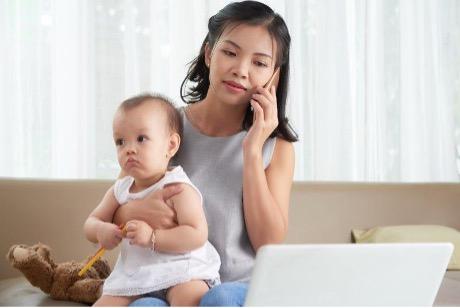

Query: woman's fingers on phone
(251, 100), (264, 126)
(256, 86), (276, 103)
(252, 92), (271, 108)
(252, 90), (276, 120)
(251, 95), (269, 121)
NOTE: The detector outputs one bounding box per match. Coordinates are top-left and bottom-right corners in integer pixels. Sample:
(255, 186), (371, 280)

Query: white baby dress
(102, 166), (221, 296)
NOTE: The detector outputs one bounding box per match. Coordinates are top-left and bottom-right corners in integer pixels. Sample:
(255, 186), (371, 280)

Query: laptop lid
(245, 243), (453, 306)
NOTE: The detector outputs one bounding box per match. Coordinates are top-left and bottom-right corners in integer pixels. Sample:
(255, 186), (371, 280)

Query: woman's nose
(232, 61), (249, 79)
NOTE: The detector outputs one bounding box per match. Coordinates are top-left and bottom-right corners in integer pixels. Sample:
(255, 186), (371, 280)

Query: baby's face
(113, 102), (171, 180)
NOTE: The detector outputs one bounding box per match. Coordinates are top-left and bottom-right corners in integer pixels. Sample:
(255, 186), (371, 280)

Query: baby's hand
(96, 222), (123, 250)
(125, 220), (154, 249)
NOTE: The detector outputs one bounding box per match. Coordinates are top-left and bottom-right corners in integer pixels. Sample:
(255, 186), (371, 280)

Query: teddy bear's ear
(35, 243), (56, 269)
(6, 245), (18, 263)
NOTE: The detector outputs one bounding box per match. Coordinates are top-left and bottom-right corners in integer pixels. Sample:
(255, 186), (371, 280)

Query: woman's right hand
(96, 222), (123, 250)
(113, 184), (183, 230)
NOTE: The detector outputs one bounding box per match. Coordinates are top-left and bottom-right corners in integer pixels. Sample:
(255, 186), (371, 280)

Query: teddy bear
(6, 242), (111, 304)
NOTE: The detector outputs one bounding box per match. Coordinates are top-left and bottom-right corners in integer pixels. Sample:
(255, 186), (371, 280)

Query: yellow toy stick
(78, 247), (105, 277)
(78, 224), (126, 277)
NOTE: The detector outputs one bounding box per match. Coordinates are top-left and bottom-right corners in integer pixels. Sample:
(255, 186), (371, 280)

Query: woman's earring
(165, 153), (168, 158)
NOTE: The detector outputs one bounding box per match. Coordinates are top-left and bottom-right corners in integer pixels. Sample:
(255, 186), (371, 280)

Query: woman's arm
(153, 183), (208, 253)
(243, 85), (295, 252)
(125, 184), (208, 254)
(243, 137), (295, 252)
(113, 184), (182, 229)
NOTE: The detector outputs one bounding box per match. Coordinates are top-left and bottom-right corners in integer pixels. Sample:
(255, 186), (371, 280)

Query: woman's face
(205, 24), (278, 107)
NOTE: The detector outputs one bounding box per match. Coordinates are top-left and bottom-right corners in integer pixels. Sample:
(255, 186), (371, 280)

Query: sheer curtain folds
(0, 0), (459, 181)
(287, 0), (459, 181)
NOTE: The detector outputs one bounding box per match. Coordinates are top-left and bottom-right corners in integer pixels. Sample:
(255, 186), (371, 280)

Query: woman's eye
(115, 139), (124, 146)
(254, 61), (268, 67)
(223, 50), (236, 57)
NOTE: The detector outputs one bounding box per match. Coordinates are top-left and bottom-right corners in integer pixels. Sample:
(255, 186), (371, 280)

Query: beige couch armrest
(0, 178), (114, 280)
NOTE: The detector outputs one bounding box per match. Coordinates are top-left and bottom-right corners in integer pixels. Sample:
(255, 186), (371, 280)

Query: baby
(83, 93), (221, 306)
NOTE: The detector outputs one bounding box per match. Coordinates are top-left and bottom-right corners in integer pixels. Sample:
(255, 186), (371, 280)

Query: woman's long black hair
(180, 1), (298, 142)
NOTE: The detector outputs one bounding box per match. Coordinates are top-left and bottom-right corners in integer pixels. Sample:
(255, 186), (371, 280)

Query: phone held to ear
(250, 68), (280, 113)
(263, 67), (280, 89)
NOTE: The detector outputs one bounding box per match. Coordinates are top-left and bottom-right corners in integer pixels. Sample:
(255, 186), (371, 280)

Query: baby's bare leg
(167, 280), (209, 306)
(93, 295), (140, 306)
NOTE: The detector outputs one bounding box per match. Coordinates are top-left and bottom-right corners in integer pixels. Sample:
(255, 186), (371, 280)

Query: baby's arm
(83, 186), (123, 250)
(154, 183), (208, 253)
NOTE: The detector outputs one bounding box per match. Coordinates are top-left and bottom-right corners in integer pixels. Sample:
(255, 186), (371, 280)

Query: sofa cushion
(436, 271), (460, 306)
(0, 277), (86, 306)
(1, 273), (459, 306)
(352, 225), (460, 270)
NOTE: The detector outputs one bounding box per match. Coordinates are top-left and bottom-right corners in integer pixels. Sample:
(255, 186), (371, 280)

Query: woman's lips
(223, 81), (247, 93)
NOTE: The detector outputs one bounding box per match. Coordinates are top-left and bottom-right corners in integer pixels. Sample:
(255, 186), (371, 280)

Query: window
(1, 0), (459, 182)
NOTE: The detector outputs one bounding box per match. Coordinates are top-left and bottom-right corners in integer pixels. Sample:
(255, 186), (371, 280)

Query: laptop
(245, 243), (453, 306)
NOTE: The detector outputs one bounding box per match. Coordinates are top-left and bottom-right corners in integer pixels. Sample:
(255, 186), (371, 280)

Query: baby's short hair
(118, 93), (183, 140)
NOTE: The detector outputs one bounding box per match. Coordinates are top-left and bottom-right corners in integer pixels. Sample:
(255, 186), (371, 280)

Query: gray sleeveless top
(172, 107), (276, 282)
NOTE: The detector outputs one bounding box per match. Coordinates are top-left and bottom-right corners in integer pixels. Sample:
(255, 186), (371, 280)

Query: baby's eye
(223, 50), (236, 57)
(115, 139), (124, 146)
(137, 135), (148, 143)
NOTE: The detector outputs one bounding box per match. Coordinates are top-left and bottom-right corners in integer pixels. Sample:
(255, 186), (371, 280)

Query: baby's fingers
(114, 228), (123, 238)
(125, 230), (136, 239)
(125, 232), (138, 245)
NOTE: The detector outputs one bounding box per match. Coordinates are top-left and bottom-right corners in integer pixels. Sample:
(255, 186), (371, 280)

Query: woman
(114, 1), (297, 306)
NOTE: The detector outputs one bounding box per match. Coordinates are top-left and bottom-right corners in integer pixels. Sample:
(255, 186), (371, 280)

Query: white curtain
(286, 0), (460, 181)
(1, 0), (459, 182)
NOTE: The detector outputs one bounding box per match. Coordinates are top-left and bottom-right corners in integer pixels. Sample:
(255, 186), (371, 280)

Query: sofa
(0, 178), (459, 306)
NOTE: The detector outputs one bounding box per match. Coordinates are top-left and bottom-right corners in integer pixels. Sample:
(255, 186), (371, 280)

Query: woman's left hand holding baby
(243, 85), (278, 156)
(125, 220), (154, 249)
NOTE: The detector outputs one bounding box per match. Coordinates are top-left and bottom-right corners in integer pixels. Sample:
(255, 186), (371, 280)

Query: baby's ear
(168, 133), (181, 158)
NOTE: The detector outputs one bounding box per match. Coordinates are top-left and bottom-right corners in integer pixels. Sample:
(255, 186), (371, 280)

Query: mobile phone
(263, 67), (280, 89)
